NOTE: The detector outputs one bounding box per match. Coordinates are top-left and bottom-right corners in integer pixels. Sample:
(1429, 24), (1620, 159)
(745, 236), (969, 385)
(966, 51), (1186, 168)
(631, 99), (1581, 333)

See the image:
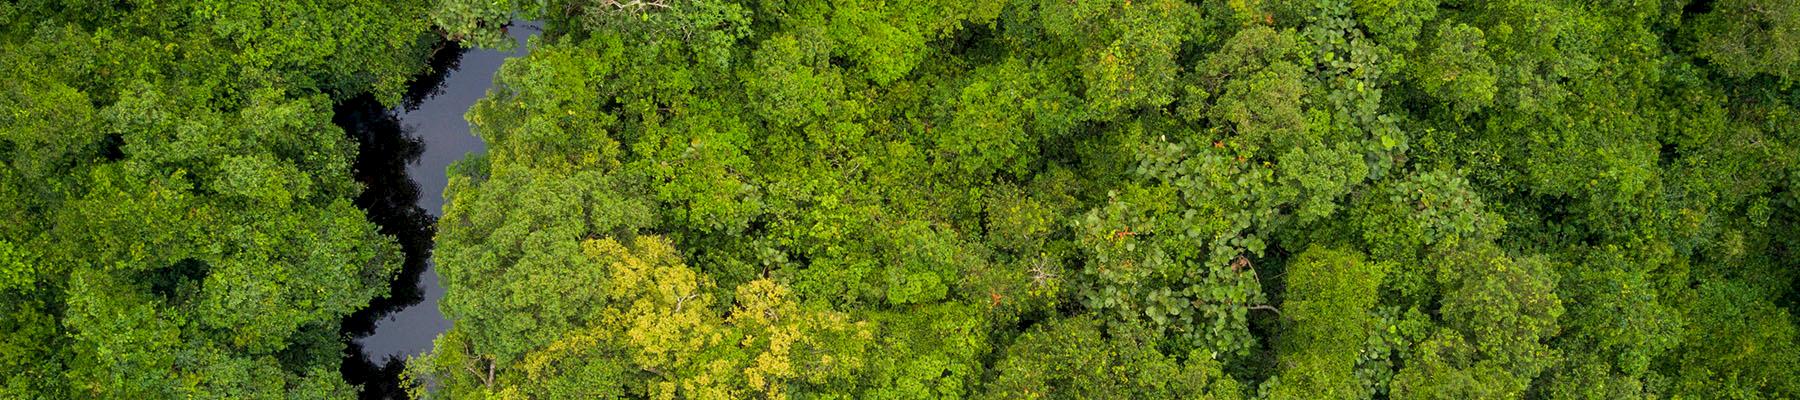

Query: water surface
(337, 24), (535, 399)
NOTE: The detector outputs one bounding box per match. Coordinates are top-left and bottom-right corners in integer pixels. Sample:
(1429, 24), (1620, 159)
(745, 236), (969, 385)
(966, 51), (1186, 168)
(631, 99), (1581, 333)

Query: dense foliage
(0, 1), (434, 397)
(407, 0), (1800, 399)
(3, 0), (1798, 399)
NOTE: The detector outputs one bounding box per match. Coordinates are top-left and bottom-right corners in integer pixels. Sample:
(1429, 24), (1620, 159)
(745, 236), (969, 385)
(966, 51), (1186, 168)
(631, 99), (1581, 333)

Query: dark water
(336, 25), (534, 399)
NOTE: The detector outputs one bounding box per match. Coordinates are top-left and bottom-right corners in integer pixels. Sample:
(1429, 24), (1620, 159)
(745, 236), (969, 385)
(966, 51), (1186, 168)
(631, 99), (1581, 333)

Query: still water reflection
(336, 24), (535, 399)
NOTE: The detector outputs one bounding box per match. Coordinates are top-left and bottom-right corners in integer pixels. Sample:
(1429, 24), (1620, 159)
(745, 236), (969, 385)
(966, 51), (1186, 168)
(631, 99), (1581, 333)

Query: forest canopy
(408, 0), (1800, 398)
(0, 0), (434, 397)
(2, 0), (1799, 399)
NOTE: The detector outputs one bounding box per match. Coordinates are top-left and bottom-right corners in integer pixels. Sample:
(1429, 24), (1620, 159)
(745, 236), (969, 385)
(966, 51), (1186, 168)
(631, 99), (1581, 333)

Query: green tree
(1690, 0), (1800, 80)
(0, 0), (433, 396)
(1265, 246), (1385, 400)
(1391, 245), (1564, 399)
(410, 1), (1800, 399)
(983, 317), (1242, 399)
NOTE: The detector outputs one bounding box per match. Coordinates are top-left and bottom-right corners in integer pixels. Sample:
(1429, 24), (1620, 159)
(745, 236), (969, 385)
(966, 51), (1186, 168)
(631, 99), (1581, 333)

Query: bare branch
(673, 292), (699, 313)
(1249, 304), (1283, 316)
(599, 0), (671, 11)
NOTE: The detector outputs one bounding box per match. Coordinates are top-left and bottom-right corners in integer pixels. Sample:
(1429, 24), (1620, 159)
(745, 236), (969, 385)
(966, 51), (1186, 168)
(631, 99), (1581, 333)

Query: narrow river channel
(336, 24), (536, 399)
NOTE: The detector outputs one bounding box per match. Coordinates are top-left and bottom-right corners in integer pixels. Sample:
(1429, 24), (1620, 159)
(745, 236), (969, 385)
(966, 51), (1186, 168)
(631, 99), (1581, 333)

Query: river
(336, 24), (536, 399)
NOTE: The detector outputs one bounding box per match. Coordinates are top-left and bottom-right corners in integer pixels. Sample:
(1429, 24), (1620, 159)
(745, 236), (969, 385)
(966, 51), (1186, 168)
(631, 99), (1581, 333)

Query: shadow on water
(335, 22), (533, 398)
(334, 42), (467, 400)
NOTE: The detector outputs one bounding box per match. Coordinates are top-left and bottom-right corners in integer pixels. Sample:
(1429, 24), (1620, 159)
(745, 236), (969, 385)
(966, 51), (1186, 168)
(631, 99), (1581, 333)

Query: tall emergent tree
(411, 0), (1799, 399)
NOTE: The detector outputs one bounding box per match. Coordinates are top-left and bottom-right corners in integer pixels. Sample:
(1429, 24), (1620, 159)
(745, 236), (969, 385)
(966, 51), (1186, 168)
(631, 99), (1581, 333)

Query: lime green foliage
(1265, 247), (1385, 399)
(0, 0), (432, 397)
(1414, 23), (1498, 115)
(415, 235), (882, 399)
